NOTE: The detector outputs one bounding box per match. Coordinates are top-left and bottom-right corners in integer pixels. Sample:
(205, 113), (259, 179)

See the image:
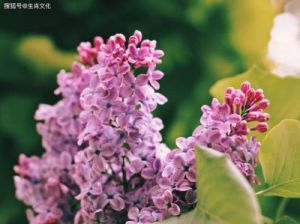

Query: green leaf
(258, 119), (300, 197)
(195, 147), (262, 224)
(159, 147), (261, 224)
(210, 66), (300, 133)
(276, 216), (298, 224)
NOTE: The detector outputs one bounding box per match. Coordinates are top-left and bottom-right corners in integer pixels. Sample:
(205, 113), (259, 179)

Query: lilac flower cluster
(14, 30), (270, 224)
(194, 82), (270, 184)
(144, 82), (270, 222)
(14, 63), (91, 224)
(14, 31), (170, 224)
(72, 31), (170, 223)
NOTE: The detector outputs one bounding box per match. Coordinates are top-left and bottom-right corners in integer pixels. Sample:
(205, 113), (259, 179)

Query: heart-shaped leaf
(258, 119), (300, 197)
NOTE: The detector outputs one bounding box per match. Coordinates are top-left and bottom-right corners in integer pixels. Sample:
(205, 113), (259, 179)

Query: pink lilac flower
(14, 62), (89, 224)
(15, 31), (169, 223)
(152, 190), (180, 216)
(149, 81), (270, 220)
(14, 30), (270, 224)
(196, 81), (270, 183)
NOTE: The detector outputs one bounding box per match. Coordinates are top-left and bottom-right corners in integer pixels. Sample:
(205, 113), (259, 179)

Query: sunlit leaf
(195, 147), (262, 224)
(258, 119), (300, 197)
(227, 0), (275, 65)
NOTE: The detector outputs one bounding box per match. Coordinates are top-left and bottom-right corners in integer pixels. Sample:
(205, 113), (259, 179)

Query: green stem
(275, 198), (289, 221)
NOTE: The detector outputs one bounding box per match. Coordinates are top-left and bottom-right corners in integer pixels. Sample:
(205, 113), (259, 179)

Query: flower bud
(241, 81), (251, 93)
(257, 99), (270, 110)
(251, 122), (268, 133)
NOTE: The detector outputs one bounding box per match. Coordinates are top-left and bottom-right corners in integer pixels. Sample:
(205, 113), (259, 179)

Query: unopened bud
(257, 99), (270, 110)
(252, 122), (268, 133)
(241, 81), (251, 94)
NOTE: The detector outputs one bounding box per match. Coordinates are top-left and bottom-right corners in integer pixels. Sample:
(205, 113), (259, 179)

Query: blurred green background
(0, 0), (298, 223)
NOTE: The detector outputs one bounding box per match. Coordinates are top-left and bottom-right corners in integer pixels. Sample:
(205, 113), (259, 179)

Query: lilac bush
(14, 31), (270, 224)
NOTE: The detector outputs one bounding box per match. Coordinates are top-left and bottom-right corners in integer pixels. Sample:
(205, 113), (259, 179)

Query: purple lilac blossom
(14, 30), (270, 224)
(147, 82), (270, 223)
(196, 81), (270, 184)
(14, 31), (168, 224)
(14, 62), (90, 224)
